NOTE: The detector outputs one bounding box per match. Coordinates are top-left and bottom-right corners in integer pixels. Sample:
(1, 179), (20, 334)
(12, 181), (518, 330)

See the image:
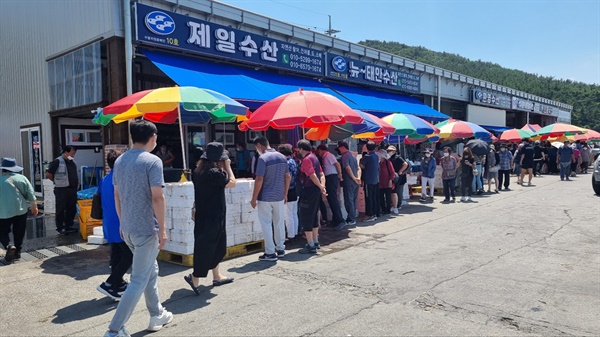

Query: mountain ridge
(359, 40), (600, 132)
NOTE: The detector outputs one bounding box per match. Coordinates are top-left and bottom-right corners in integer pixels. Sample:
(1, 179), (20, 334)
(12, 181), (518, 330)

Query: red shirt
(378, 159), (395, 189)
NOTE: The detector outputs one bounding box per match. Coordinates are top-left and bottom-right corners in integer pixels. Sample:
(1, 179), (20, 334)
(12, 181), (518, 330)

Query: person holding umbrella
(486, 145), (500, 193)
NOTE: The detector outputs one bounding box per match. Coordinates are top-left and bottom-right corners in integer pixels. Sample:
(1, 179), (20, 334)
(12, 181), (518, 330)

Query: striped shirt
(255, 148), (288, 202)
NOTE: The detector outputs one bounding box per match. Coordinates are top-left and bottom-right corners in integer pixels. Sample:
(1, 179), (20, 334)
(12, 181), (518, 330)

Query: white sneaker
(401, 201), (408, 206)
(460, 197), (466, 202)
(103, 327), (130, 337)
(392, 208), (399, 215)
(147, 309), (173, 332)
(467, 197), (473, 202)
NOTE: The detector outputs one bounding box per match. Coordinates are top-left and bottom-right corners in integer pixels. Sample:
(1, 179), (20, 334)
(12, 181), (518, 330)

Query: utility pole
(324, 15), (340, 36)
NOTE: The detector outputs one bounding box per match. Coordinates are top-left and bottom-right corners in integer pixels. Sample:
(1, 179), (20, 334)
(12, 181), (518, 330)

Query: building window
(48, 42), (102, 110)
(65, 128), (102, 146)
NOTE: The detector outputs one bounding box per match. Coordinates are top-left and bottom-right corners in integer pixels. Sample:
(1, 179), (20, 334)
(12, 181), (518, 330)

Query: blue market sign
(470, 89), (511, 109)
(135, 3), (325, 76)
(326, 54), (421, 94)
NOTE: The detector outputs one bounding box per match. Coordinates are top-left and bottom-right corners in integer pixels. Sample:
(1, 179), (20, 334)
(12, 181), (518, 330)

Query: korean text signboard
(326, 54), (421, 94)
(533, 103), (559, 117)
(135, 3), (324, 76)
(470, 89), (511, 110)
(511, 97), (534, 112)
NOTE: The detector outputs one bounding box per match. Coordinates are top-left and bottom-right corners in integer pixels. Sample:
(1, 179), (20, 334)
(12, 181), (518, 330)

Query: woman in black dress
(184, 142), (236, 294)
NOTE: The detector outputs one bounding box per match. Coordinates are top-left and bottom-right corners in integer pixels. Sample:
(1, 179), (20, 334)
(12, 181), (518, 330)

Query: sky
(220, 0), (600, 85)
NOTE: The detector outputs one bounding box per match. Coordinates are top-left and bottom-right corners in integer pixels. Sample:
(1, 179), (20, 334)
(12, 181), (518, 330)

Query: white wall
(0, 0), (122, 166)
(467, 104), (506, 126)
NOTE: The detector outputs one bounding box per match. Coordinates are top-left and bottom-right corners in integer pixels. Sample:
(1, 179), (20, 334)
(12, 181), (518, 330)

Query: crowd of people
(1, 118), (598, 337)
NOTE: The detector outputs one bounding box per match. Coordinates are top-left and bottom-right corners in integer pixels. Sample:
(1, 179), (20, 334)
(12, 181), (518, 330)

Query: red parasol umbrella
(241, 89), (362, 131)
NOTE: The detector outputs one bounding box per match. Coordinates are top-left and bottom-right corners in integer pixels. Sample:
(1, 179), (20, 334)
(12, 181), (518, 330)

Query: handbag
(91, 193), (103, 219)
(472, 167), (479, 176)
(489, 165), (500, 173)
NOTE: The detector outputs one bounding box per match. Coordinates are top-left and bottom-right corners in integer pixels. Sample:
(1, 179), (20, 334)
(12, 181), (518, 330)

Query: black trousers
(106, 242), (133, 286)
(498, 169), (511, 189)
(54, 187), (77, 231)
(0, 213), (28, 252)
(365, 184), (380, 217)
(443, 178), (456, 199)
(379, 188), (392, 214)
(461, 175), (473, 197)
(299, 191), (321, 232)
(325, 175), (344, 224)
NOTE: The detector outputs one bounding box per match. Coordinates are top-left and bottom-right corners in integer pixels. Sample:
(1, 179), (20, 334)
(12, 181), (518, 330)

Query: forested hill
(360, 40), (600, 132)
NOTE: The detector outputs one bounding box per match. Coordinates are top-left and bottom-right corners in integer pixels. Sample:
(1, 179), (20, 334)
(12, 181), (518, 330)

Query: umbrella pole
(302, 126), (305, 139)
(177, 105), (188, 181)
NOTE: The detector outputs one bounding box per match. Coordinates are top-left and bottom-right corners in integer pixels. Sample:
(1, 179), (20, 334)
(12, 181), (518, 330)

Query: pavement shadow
(281, 251), (321, 262)
(40, 247), (110, 280)
(158, 261), (190, 277)
(163, 288), (215, 315)
(228, 260), (278, 273)
(397, 204), (435, 215)
(52, 298), (117, 324)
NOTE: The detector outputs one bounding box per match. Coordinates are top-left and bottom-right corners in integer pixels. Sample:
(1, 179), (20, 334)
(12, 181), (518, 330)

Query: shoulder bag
(91, 192), (103, 219)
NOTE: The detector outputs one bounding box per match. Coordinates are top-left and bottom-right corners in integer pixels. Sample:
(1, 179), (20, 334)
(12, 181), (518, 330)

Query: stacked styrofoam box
(434, 166), (444, 189)
(43, 179), (55, 214)
(88, 226), (107, 245)
(227, 180), (262, 247)
(163, 182), (195, 255)
(161, 180), (263, 255)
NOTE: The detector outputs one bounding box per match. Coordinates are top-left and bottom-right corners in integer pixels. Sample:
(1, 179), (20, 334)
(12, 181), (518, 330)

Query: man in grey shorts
(104, 120), (172, 337)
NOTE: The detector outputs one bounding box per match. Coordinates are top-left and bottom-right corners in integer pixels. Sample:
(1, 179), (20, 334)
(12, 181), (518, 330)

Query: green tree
(360, 40), (600, 132)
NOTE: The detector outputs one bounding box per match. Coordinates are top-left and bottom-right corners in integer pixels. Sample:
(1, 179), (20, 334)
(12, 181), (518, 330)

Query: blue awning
(322, 81), (449, 120)
(481, 125), (510, 134)
(142, 49), (449, 119)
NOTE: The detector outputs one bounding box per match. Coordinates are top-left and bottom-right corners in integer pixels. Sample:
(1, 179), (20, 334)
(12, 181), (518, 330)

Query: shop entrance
(20, 125), (43, 197)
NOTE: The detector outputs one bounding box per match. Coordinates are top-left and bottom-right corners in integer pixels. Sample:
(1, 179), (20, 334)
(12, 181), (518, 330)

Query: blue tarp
(142, 49), (449, 120)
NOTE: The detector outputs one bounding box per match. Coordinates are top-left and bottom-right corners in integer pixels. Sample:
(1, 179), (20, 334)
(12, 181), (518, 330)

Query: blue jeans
(343, 182), (359, 222)
(109, 233), (164, 332)
(560, 162), (571, 179)
(472, 164), (483, 191)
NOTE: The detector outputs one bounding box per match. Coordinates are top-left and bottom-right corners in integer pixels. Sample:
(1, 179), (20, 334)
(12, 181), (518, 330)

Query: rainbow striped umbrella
(499, 128), (534, 143)
(438, 121), (491, 139)
(382, 113), (439, 136)
(434, 118), (457, 129)
(534, 123), (585, 138)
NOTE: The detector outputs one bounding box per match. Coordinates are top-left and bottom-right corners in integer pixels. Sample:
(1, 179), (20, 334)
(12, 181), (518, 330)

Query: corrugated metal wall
(0, 0), (123, 165)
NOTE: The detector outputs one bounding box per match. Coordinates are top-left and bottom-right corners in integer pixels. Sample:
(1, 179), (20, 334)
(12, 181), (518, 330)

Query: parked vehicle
(593, 155), (600, 195)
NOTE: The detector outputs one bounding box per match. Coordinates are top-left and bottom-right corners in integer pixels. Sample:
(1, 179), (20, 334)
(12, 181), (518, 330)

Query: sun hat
(200, 142), (229, 161)
(0, 158), (23, 172)
(387, 145), (397, 152)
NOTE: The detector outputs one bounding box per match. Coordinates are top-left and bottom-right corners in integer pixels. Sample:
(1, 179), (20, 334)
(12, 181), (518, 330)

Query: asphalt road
(1, 173), (598, 336)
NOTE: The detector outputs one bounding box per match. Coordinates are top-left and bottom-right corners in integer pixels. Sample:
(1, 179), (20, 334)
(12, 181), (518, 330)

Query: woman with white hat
(0, 158), (38, 263)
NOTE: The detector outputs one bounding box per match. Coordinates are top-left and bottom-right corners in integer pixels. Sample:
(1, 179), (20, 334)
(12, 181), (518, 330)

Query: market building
(1, 0), (573, 198)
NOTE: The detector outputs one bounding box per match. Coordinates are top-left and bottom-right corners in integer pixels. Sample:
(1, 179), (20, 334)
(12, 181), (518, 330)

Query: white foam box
(169, 229), (194, 244)
(231, 223), (253, 236)
(164, 241), (194, 255)
(234, 233), (254, 246)
(87, 235), (107, 245)
(92, 226), (104, 236)
(172, 218), (195, 232)
(252, 231), (264, 242)
(164, 182), (195, 207)
(241, 211), (259, 223)
(406, 174), (418, 185)
(171, 206), (192, 220)
(251, 221), (263, 234)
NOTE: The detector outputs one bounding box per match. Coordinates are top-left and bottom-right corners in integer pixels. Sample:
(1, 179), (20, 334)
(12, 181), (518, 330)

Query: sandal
(184, 274), (202, 295)
(212, 277), (234, 287)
